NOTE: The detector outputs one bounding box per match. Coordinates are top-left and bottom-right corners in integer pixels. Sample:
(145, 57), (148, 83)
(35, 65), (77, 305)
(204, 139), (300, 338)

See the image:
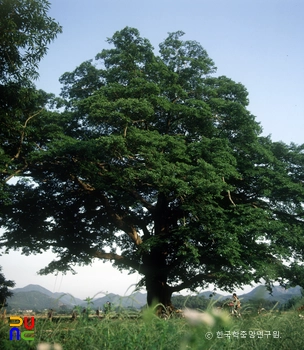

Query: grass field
(1, 306), (303, 350)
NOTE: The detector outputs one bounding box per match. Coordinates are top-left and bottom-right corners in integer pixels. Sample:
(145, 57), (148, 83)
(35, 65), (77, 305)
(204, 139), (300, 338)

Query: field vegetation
(1, 298), (304, 350)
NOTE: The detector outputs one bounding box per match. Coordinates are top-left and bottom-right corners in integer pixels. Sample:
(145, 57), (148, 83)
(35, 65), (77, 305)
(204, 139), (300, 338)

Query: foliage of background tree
(0, 0), (61, 82)
(0, 266), (15, 307)
(0, 0), (61, 205)
(0, 0), (61, 302)
(1, 27), (304, 307)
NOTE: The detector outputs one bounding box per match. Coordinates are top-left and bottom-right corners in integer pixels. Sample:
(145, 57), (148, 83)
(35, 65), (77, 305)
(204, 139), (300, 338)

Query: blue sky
(1, 0), (304, 299)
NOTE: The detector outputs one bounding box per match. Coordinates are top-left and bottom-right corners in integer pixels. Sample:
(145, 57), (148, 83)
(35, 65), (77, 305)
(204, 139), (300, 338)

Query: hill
(89, 292), (147, 309)
(8, 284), (147, 311)
(7, 284), (303, 311)
(7, 290), (63, 311)
(10, 284), (84, 308)
(239, 285), (302, 303)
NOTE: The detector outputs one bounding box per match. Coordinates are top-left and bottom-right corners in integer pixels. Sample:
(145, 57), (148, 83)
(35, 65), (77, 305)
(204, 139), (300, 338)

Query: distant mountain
(7, 284), (303, 311)
(91, 292), (147, 309)
(198, 286), (302, 304)
(11, 284), (84, 307)
(239, 285), (302, 303)
(7, 290), (63, 310)
(12, 284), (55, 296)
(8, 284), (147, 310)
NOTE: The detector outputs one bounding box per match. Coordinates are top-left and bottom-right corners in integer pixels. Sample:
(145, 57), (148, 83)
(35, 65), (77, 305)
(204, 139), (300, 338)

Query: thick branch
(94, 250), (143, 272)
(70, 174), (143, 246)
(2, 111), (42, 182)
(13, 109), (44, 160)
(171, 273), (215, 293)
(222, 176), (236, 207)
(70, 174), (95, 191)
(4, 162), (28, 183)
(128, 189), (155, 213)
(98, 192), (143, 246)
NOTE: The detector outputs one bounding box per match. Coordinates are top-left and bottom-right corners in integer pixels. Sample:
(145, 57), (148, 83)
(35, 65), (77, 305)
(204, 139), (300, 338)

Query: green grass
(1, 308), (303, 350)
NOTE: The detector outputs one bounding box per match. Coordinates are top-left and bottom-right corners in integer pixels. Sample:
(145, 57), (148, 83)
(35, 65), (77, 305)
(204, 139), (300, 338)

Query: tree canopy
(1, 27), (304, 306)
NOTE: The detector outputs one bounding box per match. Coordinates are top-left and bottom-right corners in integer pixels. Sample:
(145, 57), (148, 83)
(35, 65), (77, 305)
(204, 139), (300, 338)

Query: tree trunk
(144, 192), (175, 311)
(146, 278), (173, 308)
(143, 250), (173, 309)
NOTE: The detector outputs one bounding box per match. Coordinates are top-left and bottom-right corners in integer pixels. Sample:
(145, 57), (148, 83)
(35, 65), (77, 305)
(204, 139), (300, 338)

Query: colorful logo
(9, 316), (35, 341)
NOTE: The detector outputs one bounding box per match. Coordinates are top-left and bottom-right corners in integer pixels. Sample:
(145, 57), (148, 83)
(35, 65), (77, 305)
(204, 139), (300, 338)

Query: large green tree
(1, 28), (304, 307)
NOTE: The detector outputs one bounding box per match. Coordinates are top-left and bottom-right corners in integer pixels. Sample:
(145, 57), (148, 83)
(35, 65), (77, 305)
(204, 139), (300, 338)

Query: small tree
(0, 266), (15, 307)
(0, 0), (62, 206)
